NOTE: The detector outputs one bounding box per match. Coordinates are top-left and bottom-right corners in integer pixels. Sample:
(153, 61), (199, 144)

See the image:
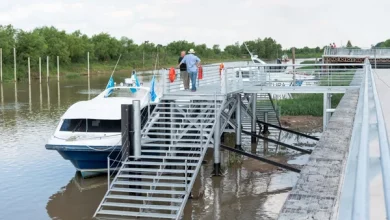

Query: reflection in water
(39, 83), (42, 110)
(1, 83), (3, 106)
(47, 83), (50, 110)
(14, 82), (17, 104)
(46, 173), (106, 220)
(213, 179), (221, 220)
(29, 84), (32, 112)
(57, 82), (60, 108)
(87, 78), (91, 98)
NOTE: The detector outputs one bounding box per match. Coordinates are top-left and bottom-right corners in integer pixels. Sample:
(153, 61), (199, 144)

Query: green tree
(212, 44), (221, 55)
(16, 30), (47, 66)
(0, 25), (17, 63)
(67, 30), (93, 62)
(34, 26), (71, 64)
(91, 33), (121, 61)
(346, 40), (353, 48)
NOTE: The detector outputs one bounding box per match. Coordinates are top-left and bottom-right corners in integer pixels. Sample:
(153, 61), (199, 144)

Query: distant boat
(45, 82), (159, 178)
(235, 43), (286, 80)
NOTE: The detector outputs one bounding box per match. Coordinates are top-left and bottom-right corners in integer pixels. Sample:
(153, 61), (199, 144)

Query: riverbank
(280, 115), (322, 132)
(0, 58), (249, 82)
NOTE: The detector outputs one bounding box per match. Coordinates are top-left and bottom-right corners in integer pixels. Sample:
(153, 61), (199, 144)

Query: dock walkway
(95, 61), (390, 219)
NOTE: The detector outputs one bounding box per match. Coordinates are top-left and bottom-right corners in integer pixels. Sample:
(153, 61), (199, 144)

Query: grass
(319, 71), (354, 86)
(65, 72), (81, 79)
(297, 60), (318, 70)
(274, 93), (344, 116)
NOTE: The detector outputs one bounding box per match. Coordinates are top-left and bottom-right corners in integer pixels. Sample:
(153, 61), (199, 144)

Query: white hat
(188, 49), (195, 54)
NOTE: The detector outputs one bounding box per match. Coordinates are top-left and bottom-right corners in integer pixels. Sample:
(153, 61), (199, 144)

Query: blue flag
(105, 76), (114, 97)
(150, 75), (157, 102)
(130, 71), (141, 93)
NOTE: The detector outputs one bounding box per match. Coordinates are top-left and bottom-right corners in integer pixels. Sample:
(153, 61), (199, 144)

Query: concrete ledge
(278, 89), (359, 220)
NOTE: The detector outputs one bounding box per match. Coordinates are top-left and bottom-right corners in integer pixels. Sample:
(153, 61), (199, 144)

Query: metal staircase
(242, 93), (280, 128)
(94, 96), (225, 219)
(240, 93), (281, 151)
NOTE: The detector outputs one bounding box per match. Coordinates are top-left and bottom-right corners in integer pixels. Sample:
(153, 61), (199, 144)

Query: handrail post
(133, 100), (141, 160)
(235, 93), (242, 149)
(185, 159), (188, 193)
(107, 157), (110, 190)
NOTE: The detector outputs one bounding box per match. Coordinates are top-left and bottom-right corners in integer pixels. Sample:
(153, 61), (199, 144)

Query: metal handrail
(351, 59), (390, 218)
(369, 64), (390, 218)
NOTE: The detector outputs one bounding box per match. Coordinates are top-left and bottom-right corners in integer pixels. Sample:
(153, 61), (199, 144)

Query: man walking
(178, 49), (201, 92)
(178, 51), (189, 90)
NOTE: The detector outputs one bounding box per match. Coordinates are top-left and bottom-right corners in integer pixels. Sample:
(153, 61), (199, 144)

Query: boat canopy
(61, 97), (147, 120)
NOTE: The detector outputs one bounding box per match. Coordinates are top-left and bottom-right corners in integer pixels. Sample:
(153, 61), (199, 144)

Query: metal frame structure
(95, 61), (390, 220)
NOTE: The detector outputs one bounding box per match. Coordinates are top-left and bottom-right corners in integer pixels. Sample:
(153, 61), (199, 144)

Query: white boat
(236, 44), (316, 86)
(45, 85), (158, 177)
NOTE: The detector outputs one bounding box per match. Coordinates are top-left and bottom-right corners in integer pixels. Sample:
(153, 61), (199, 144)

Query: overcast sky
(1, 0), (389, 49)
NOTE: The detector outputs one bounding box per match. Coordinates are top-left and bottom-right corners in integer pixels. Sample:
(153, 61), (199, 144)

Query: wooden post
(47, 56), (49, 82)
(87, 52), (90, 78)
(14, 48), (16, 82)
(0, 48), (2, 83)
(28, 57), (31, 85)
(39, 57), (42, 84)
(57, 56), (59, 82)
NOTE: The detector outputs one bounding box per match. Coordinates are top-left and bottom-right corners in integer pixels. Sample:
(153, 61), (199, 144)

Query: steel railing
(343, 58), (390, 219)
(325, 47), (390, 57)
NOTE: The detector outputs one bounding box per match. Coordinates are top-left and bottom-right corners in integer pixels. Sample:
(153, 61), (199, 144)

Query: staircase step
(148, 117), (216, 121)
(141, 127), (214, 131)
(110, 187), (187, 195)
(141, 143), (205, 148)
(155, 107), (218, 110)
(145, 122), (215, 126)
(96, 209), (176, 219)
(141, 150), (202, 154)
(117, 174), (189, 181)
(130, 155), (200, 160)
(106, 194), (184, 202)
(157, 102), (222, 106)
(141, 144), (213, 149)
(119, 168), (195, 174)
(152, 112), (219, 116)
(114, 180), (188, 187)
(142, 132), (211, 136)
(123, 161), (198, 166)
(102, 202), (180, 211)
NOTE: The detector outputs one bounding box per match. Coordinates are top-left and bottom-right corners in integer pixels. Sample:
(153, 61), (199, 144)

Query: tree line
(0, 24), (331, 80)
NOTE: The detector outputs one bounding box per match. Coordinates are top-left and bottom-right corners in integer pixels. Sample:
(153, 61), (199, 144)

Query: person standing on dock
(178, 51), (189, 90)
(178, 49), (201, 92)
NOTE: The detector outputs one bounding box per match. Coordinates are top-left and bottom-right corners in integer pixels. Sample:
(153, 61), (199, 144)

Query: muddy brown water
(0, 70), (319, 220)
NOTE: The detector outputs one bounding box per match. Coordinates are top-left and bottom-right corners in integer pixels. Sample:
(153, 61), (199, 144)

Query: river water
(0, 63), (318, 220)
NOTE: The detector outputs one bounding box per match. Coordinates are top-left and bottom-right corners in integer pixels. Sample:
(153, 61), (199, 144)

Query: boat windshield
(60, 119), (121, 132)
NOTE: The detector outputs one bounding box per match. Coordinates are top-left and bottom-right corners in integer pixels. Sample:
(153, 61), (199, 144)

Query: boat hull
(46, 144), (121, 178)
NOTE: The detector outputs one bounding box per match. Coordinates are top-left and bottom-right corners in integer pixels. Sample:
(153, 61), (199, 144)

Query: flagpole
(110, 54), (122, 78)
(153, 46), (159, 76)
